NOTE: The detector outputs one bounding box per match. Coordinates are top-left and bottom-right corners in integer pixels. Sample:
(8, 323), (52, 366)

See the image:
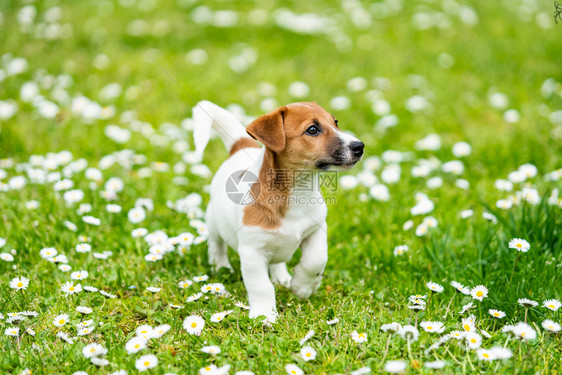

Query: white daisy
(490, 346), (513, 360)
(75, 243), (91, 253)
(424, 360), (446, 369)
(71, 270), (89, 280)
(512, 322), (537, 341)
(420, 321), (445, 333)
(517, 298), (538, 308)
(477, 348), (495, 361)
(187, 292), (203, 302)
(381, 322), (401, 333)
(461, 318), (476, 333)
(61, 281), (82, 295)
(178, 280), (193, 289)
(152, 324), (170, 338)
(426, 281), (444, 293)
(135, 354), (158, 372)
(53, 314), (69, 327)
(284, 364), (304, 375)
(384, 360), (407, 373)
(465, 332), (482, 349)
(488, 309), (506, 319)
(78, 325), (95, 336)
(82, 343), (107, 358)
(10, 276), (29, 290)
(351, 331), (368, 343)
(40, 247), (58, 258)
(541, 319), (561, 333)
(543, 299), (561, 311)
(193, 275), (209, 282)
(125, 336), (148, 354)
(76, 306), (93, 314)
(450, 281), (470, 295)
(300, 345), (317, 361)
(398, 325), (419, 342)
(210, 310), (232, 323)
(5, 327), (19, 337)
(132, 228), (149, 238)
(201, 345), (221, 355)
(183, 315), (205, 335)
(393, 245), (408, 256)
(508, 238), (530, 252)
(470, 285), (488, 301)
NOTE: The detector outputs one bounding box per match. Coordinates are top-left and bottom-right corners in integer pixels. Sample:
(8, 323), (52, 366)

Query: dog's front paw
(270, 270), (292, 288)
(249, 307), (277, 324)
(291, 277), (321, 299)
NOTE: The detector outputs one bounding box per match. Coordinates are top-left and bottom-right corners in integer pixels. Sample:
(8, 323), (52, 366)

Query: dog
(193, 101), (364, 323)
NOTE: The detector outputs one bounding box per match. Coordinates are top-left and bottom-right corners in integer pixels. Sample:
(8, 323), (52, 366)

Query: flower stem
(444, 293), (455, 319)
(407, 339), (415, 364)
(446, 346), (461, 365)
(509, 253), (519, 285)
(381, 334), (391, 363)
(524, 308), (528, 324)
(466, 351), (476, 372)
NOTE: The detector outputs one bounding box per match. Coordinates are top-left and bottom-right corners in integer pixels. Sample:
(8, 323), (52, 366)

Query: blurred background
(1, 0), (560, 169)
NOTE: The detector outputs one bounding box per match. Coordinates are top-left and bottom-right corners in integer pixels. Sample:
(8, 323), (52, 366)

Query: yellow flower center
(77, 275), (81, 278)
(291, 371), (297, 375)
(59, 319), (65, 325)
(521, 333), (526, 337)
(494, 313), (499, 316)
(548, 304), (554, 308)
(90, 348), (95, 352)
(516, 243), (522, 247)
(476, 291), (483, 297)
(69, 287), (75, 291)
(306, 353), (311, 357)
(191, 322), (197, 328)
(135, 344), (140, 348)
(427, 326), (433, 330)
(144, 361), (150, 366)
(549, 325), (553, 329)
(471, 338), (476, 343)
(17, 282), (23, 287)
(358, 333), (364, 338)
(463, 324), (470, 331)
(483, 353), (489, 358)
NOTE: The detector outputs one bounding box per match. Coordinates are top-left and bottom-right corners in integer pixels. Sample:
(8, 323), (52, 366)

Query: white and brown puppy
(193, 101), (364, 323)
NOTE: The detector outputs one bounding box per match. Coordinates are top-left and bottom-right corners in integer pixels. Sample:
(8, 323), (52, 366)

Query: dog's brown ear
(246, 107), (286, 153)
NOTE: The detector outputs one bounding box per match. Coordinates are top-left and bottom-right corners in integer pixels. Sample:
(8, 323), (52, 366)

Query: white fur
(194, 101), (330, 323)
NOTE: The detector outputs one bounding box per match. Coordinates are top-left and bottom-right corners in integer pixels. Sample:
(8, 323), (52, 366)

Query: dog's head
(246, 102), (364, 170)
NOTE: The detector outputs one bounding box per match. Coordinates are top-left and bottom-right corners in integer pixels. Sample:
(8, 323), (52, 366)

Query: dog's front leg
(291, 223), (328, 299)
(239, 246), (277, 323)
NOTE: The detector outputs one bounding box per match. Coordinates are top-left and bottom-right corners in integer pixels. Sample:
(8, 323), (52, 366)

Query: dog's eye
(306, 125), (320, 136)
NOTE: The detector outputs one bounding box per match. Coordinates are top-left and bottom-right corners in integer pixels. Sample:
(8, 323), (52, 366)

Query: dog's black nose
(349, 141), (364, 157)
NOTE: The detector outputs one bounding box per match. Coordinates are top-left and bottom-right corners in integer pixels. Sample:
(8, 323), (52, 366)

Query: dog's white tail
(192, 101), (251, 162)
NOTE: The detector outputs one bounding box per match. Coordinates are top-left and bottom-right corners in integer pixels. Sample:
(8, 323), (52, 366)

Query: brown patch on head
(229, 137), (259, 157)
(246, 107), (287, 153)
(242, 102), (360, 230)
(246, 102), (343, 170)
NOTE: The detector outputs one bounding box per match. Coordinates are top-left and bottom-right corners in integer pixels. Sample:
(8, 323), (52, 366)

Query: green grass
(1, 0), (561, 374)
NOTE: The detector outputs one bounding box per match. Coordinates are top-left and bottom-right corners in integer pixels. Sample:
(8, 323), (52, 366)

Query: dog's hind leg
(208, 236), (232, 273)
(269, 263), (292, 288)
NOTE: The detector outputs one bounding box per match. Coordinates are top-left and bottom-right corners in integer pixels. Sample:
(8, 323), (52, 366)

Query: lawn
(0, 0), (561, 374)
